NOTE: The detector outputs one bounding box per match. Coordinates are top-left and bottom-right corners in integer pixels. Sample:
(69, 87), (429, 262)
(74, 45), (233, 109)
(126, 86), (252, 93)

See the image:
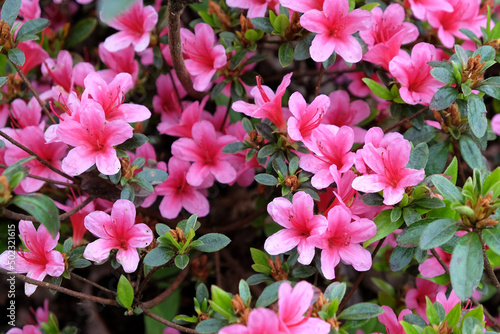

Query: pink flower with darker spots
(265, 191), (328, 265)
(102, 0), (158, 52)
(83, 199), (153, 273)
(300, 0), (372, 63)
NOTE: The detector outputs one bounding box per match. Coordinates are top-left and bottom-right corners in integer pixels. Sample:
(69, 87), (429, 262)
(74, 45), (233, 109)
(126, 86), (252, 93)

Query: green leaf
(256, 281), (285, 307)
(239, 279), (251, 305)
(364, 210), (404, 247)
(195, 319), (227, 333)
(483, 227), (500, 255)
(11, 193), (60, 238)
(324, 282), (346, 302)
(116, 133), (148, 151)
(1, 0), (21, 27)
(444, 156), (458, 185)
(272, 14), (289, 34)
(223, 142), (247, 154)
(400, 321), (420, 334)
(478, 77), (500, 99)
(450, 233), (483, 300)
(120, 183), (134, 202)
(135, 169), (168, 184)
(338, 303), (384, 320)
(8, 48), (25, 66)
(459, 136), (483, 170)
(117, 275), (134, 309)
(254, 173), (278, 186)
(362, 78), (392, 100)
(294, 34), (314, 61)
(426, 296), (440, 325)
(131, 176), (154, 192)
(194, 233), (230, 253)
(390, 246), (416, 271)
(444, 302), (462, 327)
(99, 0), (136, 20)
(431, 174), (463, 203)
(250, 17), (274, 33)
(407, 142), (429, 170)
(65, 18), (97, 48)
(179, 214), (199, 234)
(359, 2), (380, 10)
(360, 193), (384, 206)
(278, 42), (294, 67)
(412, 197), (445, 209)
(419, 218), (459, 250)
(472, 45), (496, 62)
(143, 247), (174, 268)
(429, 87), (458, 111)
(462, 316), (484, 334)
(391, 207), (402, 222)
(430, 67), (456, 84)
(230, 49), (247, 70)
(467, 94), (487, 138)
(15, 18), (49, 43)
(250, 248), (269, 266)
(291, 266), (316, 278)
(397, 220), (433, 247)
(210, 285), (234, 319)
(174, 254), (189, 270)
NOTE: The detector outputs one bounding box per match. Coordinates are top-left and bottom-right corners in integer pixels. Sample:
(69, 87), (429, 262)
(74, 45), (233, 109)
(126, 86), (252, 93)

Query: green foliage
(117, 275), (134, 310)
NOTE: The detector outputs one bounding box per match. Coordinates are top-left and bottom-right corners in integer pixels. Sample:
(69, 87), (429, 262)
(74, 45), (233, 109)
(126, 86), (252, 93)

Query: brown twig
(478, 231), (500, 292)
(136, 259), (174, 298)
(142, 266), (190, 309)
(0, 268), (119, 306)
(60, 196), (93, 221)
(0, 130), (77, 182)
(315, 66), (325, 97)
(0, 163), (78, 188)
(337, 238), (385, 312)
(71, 272), (117, 296)
(383, 106), (429, 134)
(12, 63), (57, 124)
(140, 308), (201, 334)
(2, 209), (37, 221)
(168, 0), (206, 100)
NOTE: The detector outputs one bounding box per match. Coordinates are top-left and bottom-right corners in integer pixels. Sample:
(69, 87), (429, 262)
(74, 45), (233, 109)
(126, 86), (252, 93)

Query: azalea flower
(405, 278), (446, 320)
(102, 0), (158, 52)
(312, 205), (376, 279)
(300, 0), (372, 63)
(181, 23), (227, 92)
(408, 0), (453, 20)
(17, 41), (49, 74)
(98, 43), (139, 83)
(287, 92), (330, 145)
(419, 248), (451, 278)
(226, 0), (279, 18)
(158, 98), (211, 138)
(56, 195), (95, 246)
(171, 120), (238, 187)
(279, 0), (324, 12)
(265, 191), (328, 265)
(6, 325), (42, 334)
(277, 281), (331, 333)
(57, 100), (134, 176)
(10, 97), (42, 128)
(83, 199), (153, 273)
(389, 43), (444, 105)
(219, 308), (281, 334)
(378, 306), (412, 334)
(0, 220), (65, 296)
(232, 73), (292, 131)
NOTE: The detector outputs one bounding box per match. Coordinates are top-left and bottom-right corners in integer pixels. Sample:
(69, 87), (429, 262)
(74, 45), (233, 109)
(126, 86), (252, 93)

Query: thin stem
(60, 196), (93, 221)
(0, 130), (77, 182)
(220, 96), (232, 132)
(337, 238), (385, 312)
(168, 0), (206, 100)
(383, 107), (429, 134)
(71, 272), (117, 295)
(478, 231), (500, 291)
(430, 249), (450, 274)
(136, 259), (174, 298)
(2, 209), (36, 221)
(142, 266), (190, 309)
(0, 163), (77, 188)
(12, 63), (56, 124)
(315, 66), (325, 97)
(0, 269), (119, 306)
(140, 308), (201, 334)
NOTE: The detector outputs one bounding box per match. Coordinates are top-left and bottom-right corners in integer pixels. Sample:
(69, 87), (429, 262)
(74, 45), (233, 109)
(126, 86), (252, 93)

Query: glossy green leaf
(429, 87), (458, 111)
(467, 94), (487, 138)
(450, 233), (483, 300)
(483, 227), (500, 255)
(250, 17), (274, 33)
(194, 233), (230, 253)
(278, 42), (294, 67)
(255, 281), (286, 307)
(11, 193), (60, 238)
(430, 67), (456, 84)
(362, 78), (392, 100)
(16, 18), (49, 43)
(174, 254), (189, 270)
(66, 18), (97, 48)
(459, 136), (483, 170)
(407, 142), (429, 170)
(254, 173), (278, 186)
(419, 218), (459, 250)
(390, 246), (416, 271)
(8, 48), (25, 66)
(117, 275), (134, 309)
(1, 0), (21, 27)
(338, 303), (383, 320)
(364, 209), (404, 247)
(431, 174), (463, 203)
(143, 246), (174, 268)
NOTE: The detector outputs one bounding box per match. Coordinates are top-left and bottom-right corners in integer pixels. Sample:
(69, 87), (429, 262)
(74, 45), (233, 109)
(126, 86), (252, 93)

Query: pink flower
(98, 43), (139, 83)
(42, 50), (73, 93)
(278, 281), (331, 333)
(299, 124), (356, 189)
(418, 248), (451, 278)
(219, 308), (281, 334)
(436, 290), (461, 313)
(322, 90), (370, 143)
(158, 98), (211, 138)
(32, 299), (50, 325)
(155, 157), (210, 219)
(408, 0), (453, 20)
(287, 92), (330, 145)
(83, 199), (153, 273)
(405, 278), (446, 320)
(181, 23), (227, 91)
(57, 101), (134, 175)
(300, 0), (372, 63)
(352, 129), (425, 206)
(19, 0), (41, 21)
(152, 72), (186, 116)
(427, 0), (486, 49)
(232, 73), (292, 131)
(312, 205), (376, 279)
(56, 195), (95, 246)
(279, 0), (324, 12)
(389, 43), (444, 105)
(3, 126), (68, 193)
(378, 306), (412, 334)
(226, 0), (279, 18)
(17, 41), (49, 74)
(0, 220), (65, 296)
(6, 325), (42, 334)
(82, 72), (151, 123)
(102, 0), (158, 52)
(171, 120), (238, 187)
(492, 114), (500, 135)
(10, 97), (42, 128)
(265, 192), (328, 265)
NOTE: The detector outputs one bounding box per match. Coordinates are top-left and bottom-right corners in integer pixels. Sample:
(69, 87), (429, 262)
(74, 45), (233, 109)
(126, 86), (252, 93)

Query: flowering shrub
(1, 0), (500, 333)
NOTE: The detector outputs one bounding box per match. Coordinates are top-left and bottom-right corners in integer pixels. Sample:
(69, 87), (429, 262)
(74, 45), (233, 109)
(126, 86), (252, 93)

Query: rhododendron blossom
(265, 191), (328, 265)
(226, 0), (279, 18)
(218, 308), (281, 334)
(287, 91), (330, 144)
(102, 0), (158, 52)
(0, 220), (65, 296)
(378, 306), (412, 334)
(312, 205), (376, 279)
(83, 199), (153, 273)
(300, 0), (372, 62)
(181, 23), (227, 92)
(405, 278), (446, 320)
